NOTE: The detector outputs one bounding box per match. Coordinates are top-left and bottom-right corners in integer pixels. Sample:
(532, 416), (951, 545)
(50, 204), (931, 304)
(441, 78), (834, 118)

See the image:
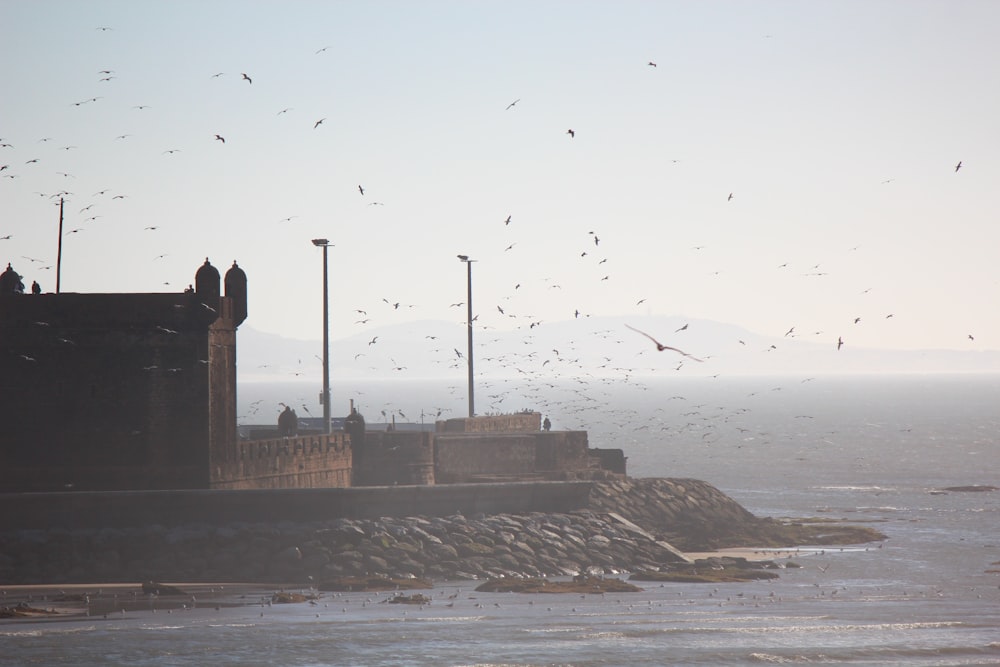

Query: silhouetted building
(0, 259), (248, 491)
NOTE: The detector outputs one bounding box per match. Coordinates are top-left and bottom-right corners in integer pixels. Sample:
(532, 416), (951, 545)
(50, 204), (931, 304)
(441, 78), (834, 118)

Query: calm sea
(4, 374), (999, 666)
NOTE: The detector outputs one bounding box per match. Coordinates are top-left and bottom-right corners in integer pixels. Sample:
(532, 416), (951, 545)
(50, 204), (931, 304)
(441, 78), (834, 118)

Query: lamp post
(457, 255), (476, 417)
(312, 239), (333, 434)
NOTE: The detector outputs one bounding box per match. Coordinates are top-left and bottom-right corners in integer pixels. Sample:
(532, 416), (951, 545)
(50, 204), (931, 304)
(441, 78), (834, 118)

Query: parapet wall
(211, 434), (352, 489)
(0, 481), (593, 531)
(434, 430), (594, 483)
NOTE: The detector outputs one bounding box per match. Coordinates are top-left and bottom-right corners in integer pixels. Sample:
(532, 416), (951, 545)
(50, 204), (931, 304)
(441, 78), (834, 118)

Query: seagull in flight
(241, 73), (252, 84)
(358, 184), (364, 195)
(566, 129), (575, 138)
(954, 161), (962, 172)
(314, 118), (326, 129)
(626, 324), (704, 361)
(214, 134), (225, 143)
(505, 98), (520, 110)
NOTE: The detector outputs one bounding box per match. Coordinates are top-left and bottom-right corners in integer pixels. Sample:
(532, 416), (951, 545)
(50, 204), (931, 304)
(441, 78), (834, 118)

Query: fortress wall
(535, 431), (592, 473)
(211, 434), (352, 490)
(352, 431), (435, 486)
(432, 431), (594, 483)
(0, 291), (232, 491)
(0, 481), (593, 531)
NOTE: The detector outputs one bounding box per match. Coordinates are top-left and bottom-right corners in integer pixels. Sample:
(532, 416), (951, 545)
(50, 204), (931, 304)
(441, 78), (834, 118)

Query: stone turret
(0, 263), (25, 295)
(195, 258), (220, 312)
(224, 261), (248, 326)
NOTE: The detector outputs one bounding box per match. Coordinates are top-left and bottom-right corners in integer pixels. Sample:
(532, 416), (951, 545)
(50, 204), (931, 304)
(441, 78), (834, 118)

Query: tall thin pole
(56, 198), (64, 293)
(321, 244), (331, 434)
(465, 260), (475, 418)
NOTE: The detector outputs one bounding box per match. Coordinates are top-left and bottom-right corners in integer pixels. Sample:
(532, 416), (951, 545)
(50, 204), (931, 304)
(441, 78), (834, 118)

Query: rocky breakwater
(0, 478), (884, 585)
(587, 478), (883, 550)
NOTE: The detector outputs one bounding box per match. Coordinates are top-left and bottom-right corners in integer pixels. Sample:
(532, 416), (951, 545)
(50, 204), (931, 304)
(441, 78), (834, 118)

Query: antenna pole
(56, 198), (64, 293)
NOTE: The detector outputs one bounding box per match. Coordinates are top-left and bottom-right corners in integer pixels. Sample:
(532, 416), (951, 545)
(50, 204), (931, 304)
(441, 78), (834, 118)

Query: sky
(3, 0), (999, 365)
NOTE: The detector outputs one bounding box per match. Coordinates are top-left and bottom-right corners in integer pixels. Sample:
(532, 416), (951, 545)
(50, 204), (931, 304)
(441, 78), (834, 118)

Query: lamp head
(457, 254), (469, 261)
(312, 239), (330, 247)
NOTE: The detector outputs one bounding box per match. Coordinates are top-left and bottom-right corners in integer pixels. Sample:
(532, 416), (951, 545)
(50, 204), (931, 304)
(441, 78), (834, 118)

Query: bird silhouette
(626, 324), (704, 361)
(505, 98), (520, 110)
(314, 118), (325, 129)
(358, 184), (364, 195)
(566, 129), (575, 138)
(214, 134), (225, 143)
(837, 336), (844, 350)
(954, 161), (962, 172)
(241, 73), (252, 84)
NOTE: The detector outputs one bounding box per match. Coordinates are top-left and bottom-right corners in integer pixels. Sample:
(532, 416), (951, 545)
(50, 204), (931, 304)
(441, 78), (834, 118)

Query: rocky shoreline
(0, 478), (885, 585)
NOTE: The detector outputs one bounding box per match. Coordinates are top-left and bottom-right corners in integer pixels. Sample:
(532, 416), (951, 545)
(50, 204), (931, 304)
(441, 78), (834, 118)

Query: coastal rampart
(0, 478), (883, 585)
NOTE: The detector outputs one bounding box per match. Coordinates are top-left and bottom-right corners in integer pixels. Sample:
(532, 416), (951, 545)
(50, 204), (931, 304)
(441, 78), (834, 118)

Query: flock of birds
(1, 23), (987, 447)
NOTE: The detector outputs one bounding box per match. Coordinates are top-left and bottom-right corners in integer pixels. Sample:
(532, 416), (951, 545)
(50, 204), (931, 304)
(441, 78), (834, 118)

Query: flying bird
(566, 129), (575, 138)
(505, 98), (520, 110)
(358, 184), (364, 195)
(837, 336), (844, 350)
(504, 215), (511, 225)
(241, 73), (252, 84)
(647, 61), (657, 67)
(625, 324), (704, 361)
(314, 118), (326, 128)
(214, 134), (225, 143)
(954, 161), (962, 172)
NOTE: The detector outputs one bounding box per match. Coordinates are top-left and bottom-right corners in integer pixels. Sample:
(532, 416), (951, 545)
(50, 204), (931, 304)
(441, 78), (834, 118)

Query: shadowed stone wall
(0, 260), (247, 492)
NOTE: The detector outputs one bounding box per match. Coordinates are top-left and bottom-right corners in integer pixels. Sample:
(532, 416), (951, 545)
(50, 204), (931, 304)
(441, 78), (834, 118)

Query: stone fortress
(0, 259), (625, 494)
(0, 259), (883, 586)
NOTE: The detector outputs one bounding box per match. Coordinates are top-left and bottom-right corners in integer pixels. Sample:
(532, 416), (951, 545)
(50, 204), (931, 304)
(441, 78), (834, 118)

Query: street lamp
(457, 254), (476, 417)
(312, 239), (333, 434)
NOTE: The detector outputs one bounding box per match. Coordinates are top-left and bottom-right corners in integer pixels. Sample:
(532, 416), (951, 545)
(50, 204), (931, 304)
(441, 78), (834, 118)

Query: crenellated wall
(211, 434), (352, 489)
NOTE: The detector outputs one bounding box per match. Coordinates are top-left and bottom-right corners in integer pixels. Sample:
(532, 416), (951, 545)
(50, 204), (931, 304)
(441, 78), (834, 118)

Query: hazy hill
(236, 315), (1000, 383)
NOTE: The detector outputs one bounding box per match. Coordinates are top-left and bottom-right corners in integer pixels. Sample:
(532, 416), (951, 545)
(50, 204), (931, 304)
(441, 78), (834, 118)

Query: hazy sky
(3, 1), (999, 356)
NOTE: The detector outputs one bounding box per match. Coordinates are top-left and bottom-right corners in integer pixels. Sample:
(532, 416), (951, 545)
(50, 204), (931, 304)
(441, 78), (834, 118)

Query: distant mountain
(236, 316), (1000, 383)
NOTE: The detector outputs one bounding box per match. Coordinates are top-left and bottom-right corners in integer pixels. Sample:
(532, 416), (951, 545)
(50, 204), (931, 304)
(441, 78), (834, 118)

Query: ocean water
(4, 374), (999, 666)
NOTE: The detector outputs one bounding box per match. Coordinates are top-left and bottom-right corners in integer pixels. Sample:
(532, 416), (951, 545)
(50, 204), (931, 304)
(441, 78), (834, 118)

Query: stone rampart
(0, 478), (883, 585)
(352, 431), (435, 486)
(434, 431), (595, 483)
